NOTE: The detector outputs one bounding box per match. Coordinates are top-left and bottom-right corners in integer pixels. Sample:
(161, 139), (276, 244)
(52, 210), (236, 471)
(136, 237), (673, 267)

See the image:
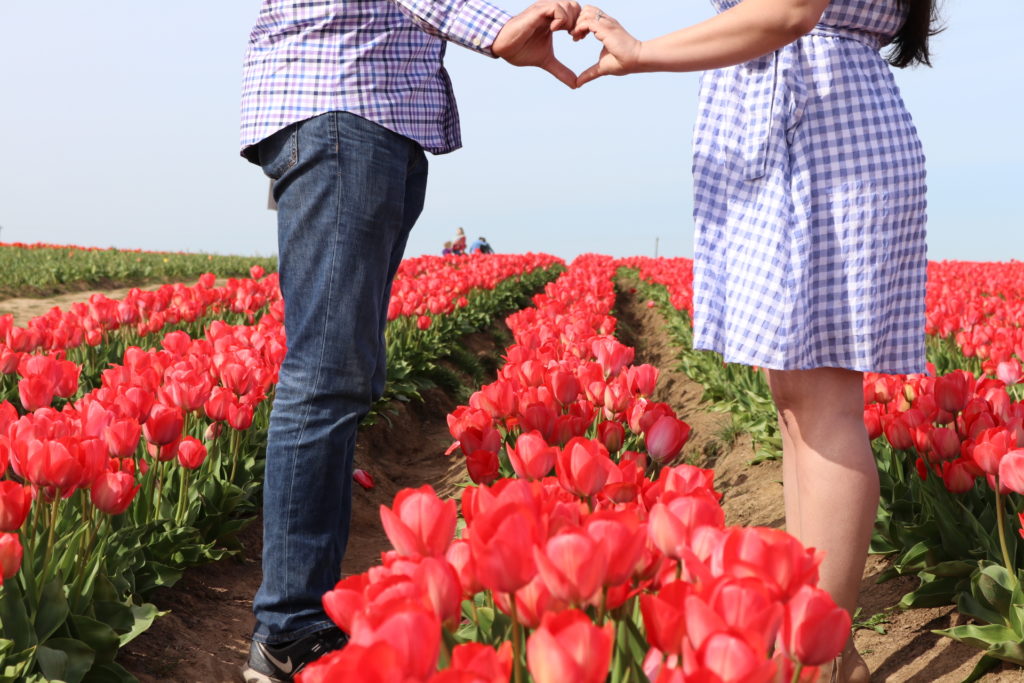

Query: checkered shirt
(691, 0), (928, 374)
(240, 0), (512, 158)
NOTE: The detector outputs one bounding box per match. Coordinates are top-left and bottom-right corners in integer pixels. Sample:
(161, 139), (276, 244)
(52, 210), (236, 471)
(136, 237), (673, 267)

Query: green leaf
(36, 637), (96, 683)
(118, 604), (162, 646)
(960, 654), (1001, 683)
(69, 616), (119, 664)
(899, 574), (963, 608)
(0, 578), (37, 651)
(81, 660), (139, 683)
(35, 576), (71, 643)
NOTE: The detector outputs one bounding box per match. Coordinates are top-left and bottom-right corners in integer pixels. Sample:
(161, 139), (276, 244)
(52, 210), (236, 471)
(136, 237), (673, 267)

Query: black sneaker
(242, 627), (348, 682)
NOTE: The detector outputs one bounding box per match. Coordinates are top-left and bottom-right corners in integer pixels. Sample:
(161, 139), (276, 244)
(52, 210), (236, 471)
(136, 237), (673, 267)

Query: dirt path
(118, 385), (471, 682)
(0, 286), (159, 325)
(615, 286), (1023, 683)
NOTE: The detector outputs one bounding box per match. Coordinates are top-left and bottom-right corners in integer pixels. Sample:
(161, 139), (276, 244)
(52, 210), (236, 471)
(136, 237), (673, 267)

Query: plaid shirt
(240, 0), (512, 159)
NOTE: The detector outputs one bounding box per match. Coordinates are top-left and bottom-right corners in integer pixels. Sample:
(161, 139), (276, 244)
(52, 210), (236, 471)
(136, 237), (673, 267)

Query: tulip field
(0, 244), (1022, 682)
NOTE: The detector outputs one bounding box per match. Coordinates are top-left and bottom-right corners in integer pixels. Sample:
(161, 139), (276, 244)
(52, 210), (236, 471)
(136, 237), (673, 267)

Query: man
(239, 1), (580, 680)
(470, 236), (494, 253)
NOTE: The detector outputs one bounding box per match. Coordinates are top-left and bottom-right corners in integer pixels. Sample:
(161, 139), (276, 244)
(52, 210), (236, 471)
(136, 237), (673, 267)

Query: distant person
(441, 240), (454, 256)
(239, 0), (581, 680)
(451, 227), (467, 255)
(469, 236), (494, 254)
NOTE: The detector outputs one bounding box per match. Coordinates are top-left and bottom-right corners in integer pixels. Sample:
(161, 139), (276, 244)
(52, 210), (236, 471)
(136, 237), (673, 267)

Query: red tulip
(493, 573), (566, 629)
(0, 532), (23, 581)
(585, 510), (646, 586)
(468, 502), (540, 594)
(176, 436), (207, 470)
(942, 459), (977, 494)
(641, 581), (690, 656)
(973, 427), (1014, 476)
(998, 449), (1024, 495)
(353, 468), (375, 490)
(143, 403), (184, 446)
(296, 641), (409, 683)
(781, 585), (851, 666)
(18, 375), (56, 412)
(507, 431), (557, 480)
(526, 609), (614, 683)
(0, 481), (32, 531)
(348, 602), (440, 680)
(648, 494), (725, 559)
(546, 369), (580, 405)
(417, 315), (432, 331)
(103, 418), (141, 458)
(91, 471), (140, 515)
(645, 416), (691, 464)
(935, 371), (970, 413)
(204, 386), (236, 421)
(466, 449), (500, 485)
(533, 530), (607, 607)
(379, 485), (457, 559)
(441, 642), (513, 683)
(597, 420), (625, 454)
(556, 437), (613, 498)
(227, 402), (254, 431)
(445, 539), (483, 597)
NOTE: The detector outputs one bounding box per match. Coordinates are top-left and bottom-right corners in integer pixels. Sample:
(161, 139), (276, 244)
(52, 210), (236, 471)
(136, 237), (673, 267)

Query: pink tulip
(527, 610), (614, 683)
(379, 485), (457, 558)
(781, 585), (851, 666)
(507, 431), (557, 480)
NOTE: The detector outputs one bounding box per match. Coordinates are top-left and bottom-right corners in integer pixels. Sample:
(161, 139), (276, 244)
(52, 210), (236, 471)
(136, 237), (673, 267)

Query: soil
(4, 285), (1023, 683)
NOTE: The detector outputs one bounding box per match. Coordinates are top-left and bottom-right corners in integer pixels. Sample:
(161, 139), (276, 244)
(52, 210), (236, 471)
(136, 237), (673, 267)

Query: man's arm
(391, 0), (581, 87)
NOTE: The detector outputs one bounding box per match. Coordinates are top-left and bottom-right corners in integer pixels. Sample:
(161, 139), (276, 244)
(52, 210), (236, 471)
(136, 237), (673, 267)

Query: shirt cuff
(447, 0), (513, 57)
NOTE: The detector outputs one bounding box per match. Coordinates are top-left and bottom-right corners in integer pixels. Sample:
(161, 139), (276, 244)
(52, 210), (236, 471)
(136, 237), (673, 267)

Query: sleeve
(390, 0), (514, 57)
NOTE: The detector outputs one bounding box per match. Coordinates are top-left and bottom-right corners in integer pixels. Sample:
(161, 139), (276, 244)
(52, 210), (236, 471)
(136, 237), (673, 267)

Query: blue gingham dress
(691, 0), (927, 374)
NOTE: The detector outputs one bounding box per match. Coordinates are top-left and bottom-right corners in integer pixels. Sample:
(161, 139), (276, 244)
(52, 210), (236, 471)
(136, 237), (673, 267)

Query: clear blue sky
(0, 2), (1019, 262)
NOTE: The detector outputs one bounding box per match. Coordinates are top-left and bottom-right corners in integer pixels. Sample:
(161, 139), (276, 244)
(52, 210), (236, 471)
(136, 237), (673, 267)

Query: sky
(0, 1), (1020, 263)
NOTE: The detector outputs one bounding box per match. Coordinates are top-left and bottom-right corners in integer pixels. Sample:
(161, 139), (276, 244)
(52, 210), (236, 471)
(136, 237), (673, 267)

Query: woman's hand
(571, 5), (643, 86)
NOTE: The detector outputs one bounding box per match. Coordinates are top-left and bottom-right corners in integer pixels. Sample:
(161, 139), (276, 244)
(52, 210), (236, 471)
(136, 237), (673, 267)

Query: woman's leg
(766, 367), (877, 680)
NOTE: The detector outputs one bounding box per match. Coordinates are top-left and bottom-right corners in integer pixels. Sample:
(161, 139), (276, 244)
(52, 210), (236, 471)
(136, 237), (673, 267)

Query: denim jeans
(252, 111), (428, 643)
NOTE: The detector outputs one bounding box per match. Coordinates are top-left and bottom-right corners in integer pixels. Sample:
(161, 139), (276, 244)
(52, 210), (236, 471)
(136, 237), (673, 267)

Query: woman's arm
(572, 0), (829, 85)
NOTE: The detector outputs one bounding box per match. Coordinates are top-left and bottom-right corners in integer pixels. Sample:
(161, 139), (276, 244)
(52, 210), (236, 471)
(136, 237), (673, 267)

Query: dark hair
(887, 0), (943, 68)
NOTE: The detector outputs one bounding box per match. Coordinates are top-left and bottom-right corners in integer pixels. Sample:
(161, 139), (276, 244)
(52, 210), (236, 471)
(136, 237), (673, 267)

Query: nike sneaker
(242, 626), (348, 682)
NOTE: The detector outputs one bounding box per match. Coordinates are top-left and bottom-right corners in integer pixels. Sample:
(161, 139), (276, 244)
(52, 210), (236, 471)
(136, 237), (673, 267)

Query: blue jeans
(252, 111), (427, 643)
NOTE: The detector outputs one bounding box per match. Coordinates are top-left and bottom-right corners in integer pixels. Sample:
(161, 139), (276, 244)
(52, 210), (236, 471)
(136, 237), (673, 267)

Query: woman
(573, 1), (937, 680)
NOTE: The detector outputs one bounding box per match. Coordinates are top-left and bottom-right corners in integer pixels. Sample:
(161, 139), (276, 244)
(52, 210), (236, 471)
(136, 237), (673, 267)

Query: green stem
(38, 496), (62, 591)
(995, 486), (1015, 576)
(509, 593), (524, 683)
(228, 428), (241, 483)
(790, 661), (804, 683)
(597, 586), (608, 625)
(176, 469), (191, 524)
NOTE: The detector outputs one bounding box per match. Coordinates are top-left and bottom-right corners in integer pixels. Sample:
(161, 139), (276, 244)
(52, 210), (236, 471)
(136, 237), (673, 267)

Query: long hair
(887, 0), (943, 68)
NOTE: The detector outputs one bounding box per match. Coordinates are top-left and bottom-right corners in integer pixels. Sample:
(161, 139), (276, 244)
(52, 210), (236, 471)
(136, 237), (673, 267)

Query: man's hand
(492, 1), (581, 88)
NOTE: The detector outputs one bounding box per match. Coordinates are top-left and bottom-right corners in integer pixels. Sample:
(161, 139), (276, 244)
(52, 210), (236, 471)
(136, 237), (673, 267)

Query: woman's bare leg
(766, 367), (876, 681)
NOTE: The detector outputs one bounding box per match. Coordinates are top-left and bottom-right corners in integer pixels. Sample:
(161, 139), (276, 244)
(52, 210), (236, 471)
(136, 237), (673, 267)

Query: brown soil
(10, 285), (1022, 682)
(0, 282), (177, 321)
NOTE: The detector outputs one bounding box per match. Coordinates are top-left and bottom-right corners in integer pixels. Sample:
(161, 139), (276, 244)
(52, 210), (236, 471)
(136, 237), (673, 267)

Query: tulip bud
(353, 468), (374, 490)
(0, 532), (23, 580)
(0, 481), (33, 532)
(91, 471), (140, 515)
(177, 436), (208, 470)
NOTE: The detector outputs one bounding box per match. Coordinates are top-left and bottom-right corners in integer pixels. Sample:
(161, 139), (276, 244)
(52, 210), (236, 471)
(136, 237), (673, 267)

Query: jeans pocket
(258, 124), (298, 180)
